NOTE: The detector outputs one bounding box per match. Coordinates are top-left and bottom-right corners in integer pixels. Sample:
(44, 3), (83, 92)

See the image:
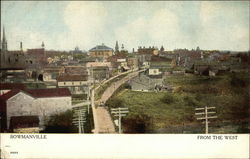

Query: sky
(1, 1), (249, 52)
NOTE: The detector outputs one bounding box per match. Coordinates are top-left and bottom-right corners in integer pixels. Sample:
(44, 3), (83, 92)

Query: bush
(122, 114), (151, 133)
(106, 98), (125, 108)
(42, 110), (78, 133)
(124, 83), (131, 89)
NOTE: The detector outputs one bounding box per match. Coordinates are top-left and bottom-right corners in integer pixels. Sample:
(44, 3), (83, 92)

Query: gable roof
(0, 89), (22, 101)
(0, 83), (26, 90)
(0, 88), (71, 102)
(26, 88), (71, 97)
(57, 74), (88, 81)
(89, 44), (113, 52)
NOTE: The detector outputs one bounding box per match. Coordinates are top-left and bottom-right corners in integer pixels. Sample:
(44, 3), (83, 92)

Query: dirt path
(92, 70), (145, 133)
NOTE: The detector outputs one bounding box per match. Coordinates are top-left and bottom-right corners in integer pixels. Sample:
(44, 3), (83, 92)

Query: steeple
(3, 26), (6, 42)
(115, 41), (119, 53)
(2, 25), (8, 51)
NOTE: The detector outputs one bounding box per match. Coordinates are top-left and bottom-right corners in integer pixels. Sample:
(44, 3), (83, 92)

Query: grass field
(106, 72), (250, 133)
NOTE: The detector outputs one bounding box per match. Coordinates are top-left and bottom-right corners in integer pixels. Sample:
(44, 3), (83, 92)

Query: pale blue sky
(1, 1), (249, 51)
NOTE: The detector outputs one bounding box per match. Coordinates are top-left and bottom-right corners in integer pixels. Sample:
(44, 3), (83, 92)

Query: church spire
(2, 25), (8, 51)
(3, 26), (6, 42)
(115, 41), (119, 53)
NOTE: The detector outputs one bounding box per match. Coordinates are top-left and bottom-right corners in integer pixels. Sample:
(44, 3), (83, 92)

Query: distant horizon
(1, 1), (249, 52)
(6, 45), (249, 53)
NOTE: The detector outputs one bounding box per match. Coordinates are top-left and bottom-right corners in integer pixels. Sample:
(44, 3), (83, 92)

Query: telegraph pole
(111, 107), (129, 133)
(72, 107), (87, 133)
(195, 106), (217, 134)
(87, 84), (91, 114)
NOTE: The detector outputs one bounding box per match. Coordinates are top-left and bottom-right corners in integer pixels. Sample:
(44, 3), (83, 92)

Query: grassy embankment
(94, 73), (128, 100)
(106, 72), (250, 133)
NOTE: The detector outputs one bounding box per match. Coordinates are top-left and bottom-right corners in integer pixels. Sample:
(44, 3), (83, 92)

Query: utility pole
(87, 84), (91, 114)
(195, 106), (217, 134)
(0, 116), (1, 132)
(72, 107), (87, 133)
(111, 107), (129, 134)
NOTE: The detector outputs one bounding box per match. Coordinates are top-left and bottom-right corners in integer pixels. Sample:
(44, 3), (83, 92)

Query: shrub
(106, 98), (125, 108)
(122, 114), (151, 133)
(42, 110), (77, 133)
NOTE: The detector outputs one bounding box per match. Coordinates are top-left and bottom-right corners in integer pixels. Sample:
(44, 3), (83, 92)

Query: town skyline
(1, 1), (249, 52)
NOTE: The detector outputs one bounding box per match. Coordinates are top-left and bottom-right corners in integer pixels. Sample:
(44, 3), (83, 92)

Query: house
(89, 44), (113, 59)
(193, 61), (230, 76)
(3, 50), (26, 68)
(86, 62), (112, 81)
(135, 53), (152, 67)
(107, 52), (127, 70)
(43, 66), (64, 82)
(64, 66), (88, 75)
(57, 74), (89, 95)
(127, 57), (138, 70)
(159, 51), (177, 60)
(0, 88), (72, 132)
(150, 56), (173, 73)
(173, 49), (201, 67)
(129, 71), (164, 92)
(137, 46), (159, 56)
(26, 48), (46, 67)
(148, 68), (162, 76)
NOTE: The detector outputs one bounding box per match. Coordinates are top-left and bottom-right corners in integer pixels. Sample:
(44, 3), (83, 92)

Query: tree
(122, 114), (151, 133)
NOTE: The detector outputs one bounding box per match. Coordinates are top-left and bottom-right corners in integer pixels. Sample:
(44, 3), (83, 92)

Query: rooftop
(0, 88), (71, 102)
(86, 62), (112, 68)
(89, 44), (113, 52)
(0, 83), (26, 90)
(151, 56), (172, 62)
(27, 48), (45, 55)
(57, 74), (88, 81)
(26, 88), (71, 97)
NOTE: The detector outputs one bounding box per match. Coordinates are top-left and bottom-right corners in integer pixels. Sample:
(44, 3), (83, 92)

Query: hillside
(106, 72), (250, 133)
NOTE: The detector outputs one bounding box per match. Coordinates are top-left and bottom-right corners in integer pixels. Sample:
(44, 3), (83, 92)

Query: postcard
(0, 1), (249, 158)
